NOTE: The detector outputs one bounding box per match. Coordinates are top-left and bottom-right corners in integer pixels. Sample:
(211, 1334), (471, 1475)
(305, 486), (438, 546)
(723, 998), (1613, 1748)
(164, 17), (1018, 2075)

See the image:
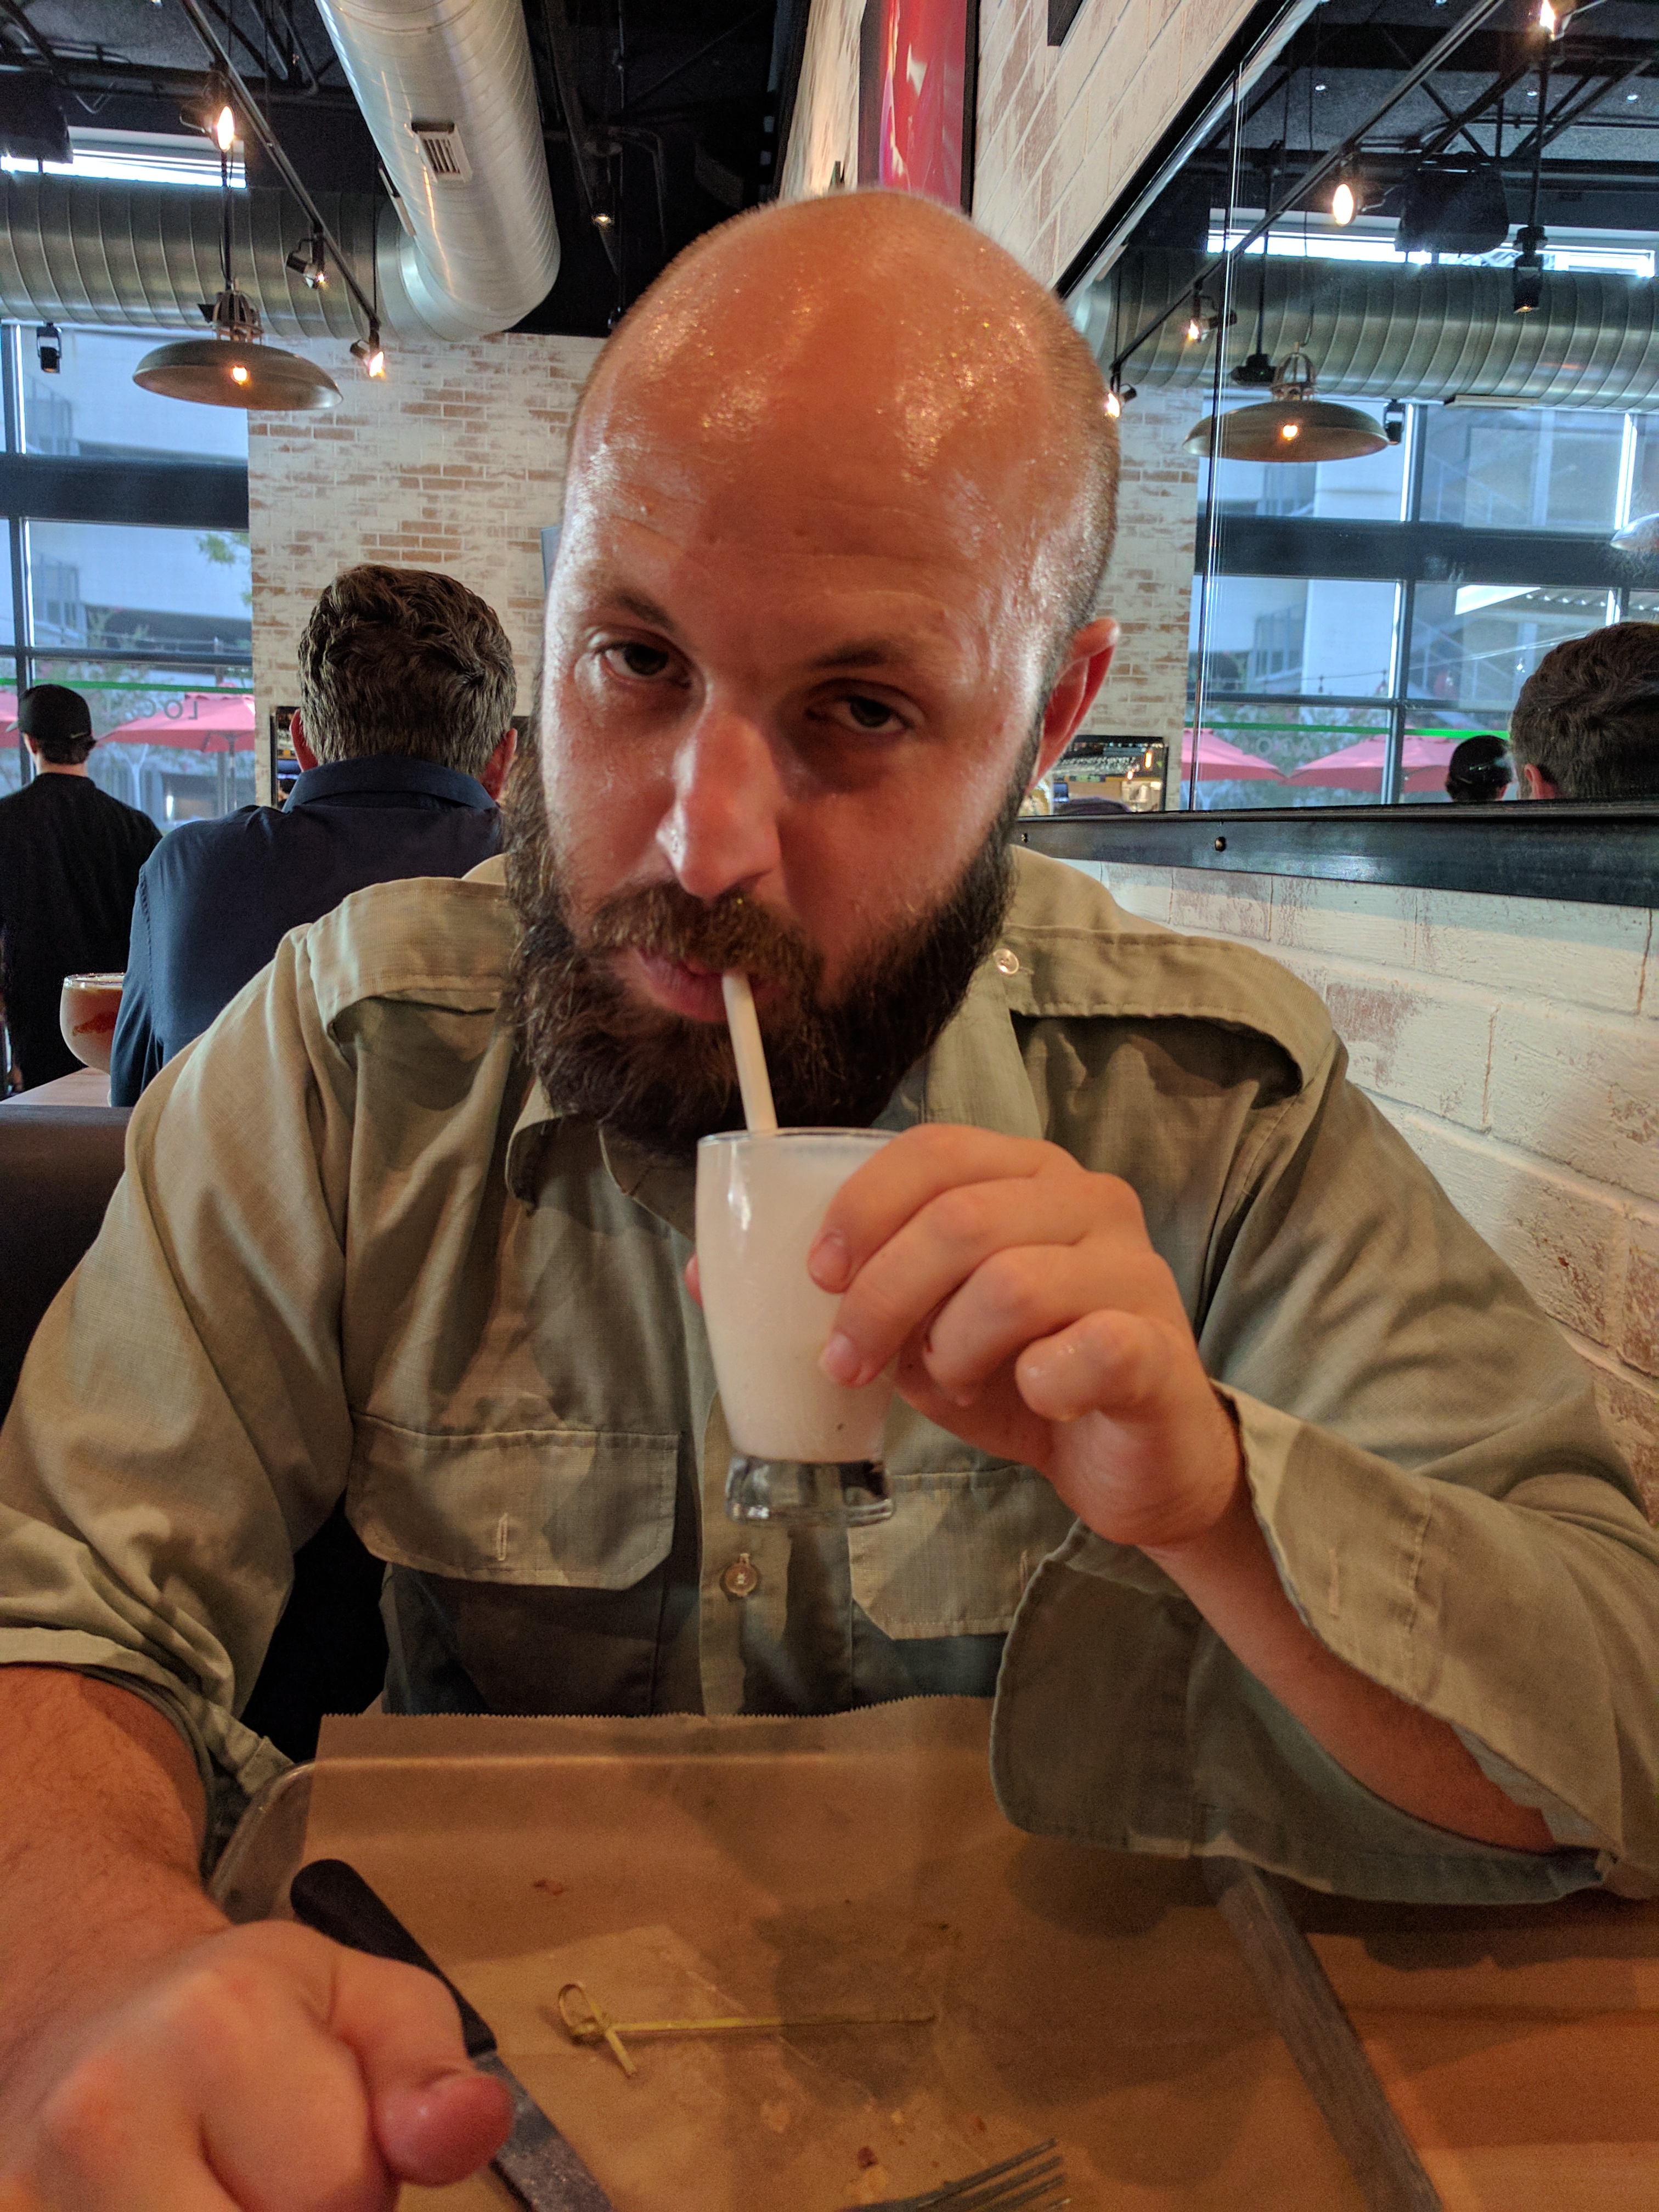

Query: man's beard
(503, 750), (1031, 1154)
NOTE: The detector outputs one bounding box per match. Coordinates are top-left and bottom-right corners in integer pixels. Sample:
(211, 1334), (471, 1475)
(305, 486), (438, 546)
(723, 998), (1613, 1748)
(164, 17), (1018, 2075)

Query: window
(3, 324), (251, 827)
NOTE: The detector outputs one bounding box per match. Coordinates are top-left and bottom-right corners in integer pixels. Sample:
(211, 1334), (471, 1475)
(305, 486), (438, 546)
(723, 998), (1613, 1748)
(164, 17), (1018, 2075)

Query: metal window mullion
(1, 326), (30, 781)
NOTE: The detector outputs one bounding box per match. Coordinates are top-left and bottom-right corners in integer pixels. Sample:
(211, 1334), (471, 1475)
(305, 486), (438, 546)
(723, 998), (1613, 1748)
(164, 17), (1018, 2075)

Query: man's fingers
(810, 1126), (1059, 1289)
(331, 1951), (512, 2185)
(1015, 1308), (1174, 1425)
(916, 1247), (1177, 1405)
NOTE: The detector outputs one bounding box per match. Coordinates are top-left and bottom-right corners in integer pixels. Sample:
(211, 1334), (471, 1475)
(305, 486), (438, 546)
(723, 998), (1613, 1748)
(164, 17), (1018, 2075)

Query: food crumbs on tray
(888, 2110), (905, 2129)
(853, 2165), (891, 2203)
(532, 1878), (566, 1894)
(855, 2147), (879, 2170)
(760, 2102), (792, 2134)
(969, 2113), (988, 2134)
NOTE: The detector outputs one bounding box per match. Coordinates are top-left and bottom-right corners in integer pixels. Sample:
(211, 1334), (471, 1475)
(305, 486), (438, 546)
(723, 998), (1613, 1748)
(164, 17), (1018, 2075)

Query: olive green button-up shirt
(2, 851), (1656, 1904)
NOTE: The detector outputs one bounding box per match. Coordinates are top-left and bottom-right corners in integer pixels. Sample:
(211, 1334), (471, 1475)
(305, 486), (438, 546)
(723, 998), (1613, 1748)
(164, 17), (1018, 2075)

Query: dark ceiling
(1132, 0), (1659, 247)
(0, 0), (809, 335)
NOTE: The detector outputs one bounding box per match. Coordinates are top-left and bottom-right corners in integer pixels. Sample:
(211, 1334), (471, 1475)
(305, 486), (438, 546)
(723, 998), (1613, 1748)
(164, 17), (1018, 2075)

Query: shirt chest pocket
(347, 1415), (681, 1588)
(847, 1452), (1079, 1639)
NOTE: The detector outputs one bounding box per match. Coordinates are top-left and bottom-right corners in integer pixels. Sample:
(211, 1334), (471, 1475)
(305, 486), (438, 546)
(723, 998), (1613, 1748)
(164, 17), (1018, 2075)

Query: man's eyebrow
(809, 637), (916, 672)
(591, 585), (680, 633)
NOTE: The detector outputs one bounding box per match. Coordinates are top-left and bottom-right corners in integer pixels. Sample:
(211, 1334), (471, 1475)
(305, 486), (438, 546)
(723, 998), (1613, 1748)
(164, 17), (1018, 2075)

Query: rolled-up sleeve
(995, 1031), (1659, 1901)
(0, 929), (358, 1804)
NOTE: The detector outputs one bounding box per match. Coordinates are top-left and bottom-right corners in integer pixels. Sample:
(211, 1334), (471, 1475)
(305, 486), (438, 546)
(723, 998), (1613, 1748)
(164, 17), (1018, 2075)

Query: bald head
(566, 193), (1118, 664)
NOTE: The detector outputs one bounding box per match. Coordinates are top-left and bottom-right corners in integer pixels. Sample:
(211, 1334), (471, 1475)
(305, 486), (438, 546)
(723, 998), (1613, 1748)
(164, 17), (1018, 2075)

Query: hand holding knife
(290, 1858), (617, 2212)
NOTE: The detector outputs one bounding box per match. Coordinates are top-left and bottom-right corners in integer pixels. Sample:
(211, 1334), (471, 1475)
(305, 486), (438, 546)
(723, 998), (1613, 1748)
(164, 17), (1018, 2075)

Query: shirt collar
(285, 753), (496, 811)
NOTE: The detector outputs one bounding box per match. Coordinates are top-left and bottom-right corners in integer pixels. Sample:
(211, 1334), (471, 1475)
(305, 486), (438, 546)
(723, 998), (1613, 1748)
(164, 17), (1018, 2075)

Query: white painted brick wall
(1072, 858), (1659, 1513)
(783, 0), (1256, 287)
(248, 331), (602, 792)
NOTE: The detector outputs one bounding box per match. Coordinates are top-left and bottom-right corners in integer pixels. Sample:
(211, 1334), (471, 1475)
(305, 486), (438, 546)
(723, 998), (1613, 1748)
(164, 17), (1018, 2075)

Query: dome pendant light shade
(133, 335), (342, 411)
(1184, 345), (1386, 463)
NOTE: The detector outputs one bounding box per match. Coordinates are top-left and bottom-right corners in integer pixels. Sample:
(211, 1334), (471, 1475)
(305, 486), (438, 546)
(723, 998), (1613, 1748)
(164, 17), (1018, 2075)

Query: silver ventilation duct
(1089, 250), (1659, 409)
(314, 0), (559, 341)
(0, 0), (559, 344)
(0, 179), (386, 340)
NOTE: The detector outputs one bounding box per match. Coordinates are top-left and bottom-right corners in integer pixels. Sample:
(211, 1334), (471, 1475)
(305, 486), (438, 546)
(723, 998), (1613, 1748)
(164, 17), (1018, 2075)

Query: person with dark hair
(1444, 733), (1511, 804)
(109, 566), (516, 1105)
(0, 684), (158, 1091)
(1509, 621), (1659, 799)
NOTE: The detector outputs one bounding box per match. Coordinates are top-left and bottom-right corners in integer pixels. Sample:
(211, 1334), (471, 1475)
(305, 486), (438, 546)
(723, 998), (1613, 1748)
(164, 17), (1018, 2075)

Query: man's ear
(289, 709), (318, 774)
(479, 726), (518, 802)
(1034, 617), (1119, 783)
(1521, 762), (1559, 800)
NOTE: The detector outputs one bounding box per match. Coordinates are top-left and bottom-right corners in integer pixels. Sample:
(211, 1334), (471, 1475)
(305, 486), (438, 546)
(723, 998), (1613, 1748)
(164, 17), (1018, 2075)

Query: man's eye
(603, 641), (673, 680)
(837, 695), (904, 733)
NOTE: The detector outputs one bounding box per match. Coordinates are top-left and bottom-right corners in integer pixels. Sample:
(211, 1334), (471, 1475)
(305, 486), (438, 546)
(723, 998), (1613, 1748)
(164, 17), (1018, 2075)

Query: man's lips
(627, 949), (778, 1024)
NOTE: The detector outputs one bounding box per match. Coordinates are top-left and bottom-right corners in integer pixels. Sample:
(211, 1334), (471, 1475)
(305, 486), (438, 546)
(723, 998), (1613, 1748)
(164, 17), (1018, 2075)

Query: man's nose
(656, 706), (783, 901)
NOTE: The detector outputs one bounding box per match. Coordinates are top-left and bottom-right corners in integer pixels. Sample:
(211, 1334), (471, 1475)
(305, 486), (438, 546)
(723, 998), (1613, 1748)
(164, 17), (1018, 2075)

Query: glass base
(724, 1455), (894, 1527)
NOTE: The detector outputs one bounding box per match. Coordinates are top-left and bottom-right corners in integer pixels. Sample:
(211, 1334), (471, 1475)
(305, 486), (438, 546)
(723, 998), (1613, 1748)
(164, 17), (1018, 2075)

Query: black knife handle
(289, 1858), (498, 2061)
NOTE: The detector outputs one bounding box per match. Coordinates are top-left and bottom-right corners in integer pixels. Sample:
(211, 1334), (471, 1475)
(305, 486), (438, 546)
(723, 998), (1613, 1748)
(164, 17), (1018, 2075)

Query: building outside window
(0, 324), (253, 830)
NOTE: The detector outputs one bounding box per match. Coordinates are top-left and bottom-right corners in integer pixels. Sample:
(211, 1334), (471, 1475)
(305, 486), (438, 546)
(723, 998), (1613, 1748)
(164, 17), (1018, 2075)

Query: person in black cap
(0, 683), (158, 1090)
(1444, 733), (1511, 804)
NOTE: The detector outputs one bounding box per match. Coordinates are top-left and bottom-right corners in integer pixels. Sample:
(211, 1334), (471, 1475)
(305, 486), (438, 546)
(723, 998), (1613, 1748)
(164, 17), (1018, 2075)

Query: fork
(837, 2138), (1067, 2211)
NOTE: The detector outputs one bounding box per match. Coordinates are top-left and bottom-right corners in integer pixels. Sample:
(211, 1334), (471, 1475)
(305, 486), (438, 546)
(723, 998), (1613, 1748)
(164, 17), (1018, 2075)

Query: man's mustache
(583, 881), (822, 998)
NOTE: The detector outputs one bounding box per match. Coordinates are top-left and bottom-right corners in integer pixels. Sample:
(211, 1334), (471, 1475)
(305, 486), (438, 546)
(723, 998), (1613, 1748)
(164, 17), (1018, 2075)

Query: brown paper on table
(293, 1697), (1659, 2211)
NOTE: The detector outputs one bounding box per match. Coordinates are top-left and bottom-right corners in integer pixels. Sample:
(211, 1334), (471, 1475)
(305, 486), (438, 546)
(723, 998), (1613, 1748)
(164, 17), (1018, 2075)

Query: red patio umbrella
(103, 692), (256, 753)
(1181, 727), (1288, 781)
(1289, 733), (1459, 795)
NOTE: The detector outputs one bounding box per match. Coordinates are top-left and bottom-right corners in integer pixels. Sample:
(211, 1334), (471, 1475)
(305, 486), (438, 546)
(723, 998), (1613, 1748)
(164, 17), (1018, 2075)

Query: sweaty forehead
(567, 213), (1066, 557)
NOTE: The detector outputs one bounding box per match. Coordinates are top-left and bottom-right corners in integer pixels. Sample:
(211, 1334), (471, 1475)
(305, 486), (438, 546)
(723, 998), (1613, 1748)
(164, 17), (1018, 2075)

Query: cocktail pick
(556, 1981), (934, 2076)
(721, 971), (778, 1133)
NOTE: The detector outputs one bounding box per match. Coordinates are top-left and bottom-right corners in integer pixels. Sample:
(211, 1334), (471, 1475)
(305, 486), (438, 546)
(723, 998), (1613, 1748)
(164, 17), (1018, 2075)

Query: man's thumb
(331, 1949), (514, 2184)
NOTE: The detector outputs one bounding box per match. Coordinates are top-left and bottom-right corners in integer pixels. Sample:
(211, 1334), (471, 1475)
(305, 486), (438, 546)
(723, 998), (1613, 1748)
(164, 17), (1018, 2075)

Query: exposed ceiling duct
(1090, 250), (1659, 409)
(313, 0), (559, 341)
(0, 179), (428, 341)
(0, 0), (559, 347)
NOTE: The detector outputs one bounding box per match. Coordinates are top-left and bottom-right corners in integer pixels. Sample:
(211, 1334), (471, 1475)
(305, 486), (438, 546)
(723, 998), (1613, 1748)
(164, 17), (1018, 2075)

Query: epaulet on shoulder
(299, 871), (515, 1035)
(1001, 848), (1334, 1092)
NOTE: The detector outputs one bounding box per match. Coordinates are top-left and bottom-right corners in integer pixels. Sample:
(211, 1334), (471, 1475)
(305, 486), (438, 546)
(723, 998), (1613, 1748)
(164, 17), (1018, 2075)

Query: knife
(289, 1857), (617, 2212)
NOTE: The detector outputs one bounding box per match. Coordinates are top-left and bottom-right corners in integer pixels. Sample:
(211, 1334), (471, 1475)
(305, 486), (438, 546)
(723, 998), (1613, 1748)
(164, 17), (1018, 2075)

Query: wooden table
(3, 1065), (112, 1108)
(217, 1700), (1659, 2211)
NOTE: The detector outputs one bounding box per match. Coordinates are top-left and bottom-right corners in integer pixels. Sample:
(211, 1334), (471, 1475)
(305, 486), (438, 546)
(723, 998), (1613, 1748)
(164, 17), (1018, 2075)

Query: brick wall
(248, 331), (602, 790)
(783, 0), (1256, 289)
(975, 0), (1254, 286)
(1068, 859), (1659, 1513)
(1085, 383), (1197, 743)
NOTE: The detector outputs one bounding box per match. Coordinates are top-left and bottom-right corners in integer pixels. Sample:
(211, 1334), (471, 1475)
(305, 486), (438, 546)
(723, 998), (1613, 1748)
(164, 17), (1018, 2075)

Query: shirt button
(994, 946), (1020, 976)
(721, 1552), (761, 1600)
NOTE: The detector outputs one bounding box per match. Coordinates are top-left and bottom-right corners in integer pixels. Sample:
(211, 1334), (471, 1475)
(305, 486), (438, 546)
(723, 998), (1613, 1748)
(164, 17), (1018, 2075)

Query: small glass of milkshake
(696, 1127), (896, 1526)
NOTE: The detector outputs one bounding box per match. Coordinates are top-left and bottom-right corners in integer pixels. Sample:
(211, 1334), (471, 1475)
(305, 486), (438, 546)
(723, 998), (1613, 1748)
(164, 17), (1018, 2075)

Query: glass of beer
(696, 1128), (896, 1526)
(59, 972), (124, 1074)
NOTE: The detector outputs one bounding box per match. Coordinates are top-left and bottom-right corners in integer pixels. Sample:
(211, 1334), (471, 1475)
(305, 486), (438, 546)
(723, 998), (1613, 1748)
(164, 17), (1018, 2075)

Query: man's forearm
(0, 1668), (227, 2113)
(1146, 1484), (1556, 1854)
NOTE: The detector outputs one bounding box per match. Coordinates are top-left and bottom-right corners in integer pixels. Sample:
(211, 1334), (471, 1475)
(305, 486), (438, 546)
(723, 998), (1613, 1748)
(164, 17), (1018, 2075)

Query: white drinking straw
(721, 970), (778, 1133)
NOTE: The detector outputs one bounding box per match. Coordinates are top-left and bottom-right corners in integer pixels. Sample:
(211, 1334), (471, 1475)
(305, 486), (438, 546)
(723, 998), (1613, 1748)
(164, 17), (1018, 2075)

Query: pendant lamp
(133, 103), (341, 414)
(1184, 346), (1387, 464)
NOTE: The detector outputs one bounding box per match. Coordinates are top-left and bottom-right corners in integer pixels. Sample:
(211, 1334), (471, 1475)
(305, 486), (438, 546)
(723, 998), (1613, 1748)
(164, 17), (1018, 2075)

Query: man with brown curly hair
(109, 565), (517, 1104)
(1509, 620), (1659, 800)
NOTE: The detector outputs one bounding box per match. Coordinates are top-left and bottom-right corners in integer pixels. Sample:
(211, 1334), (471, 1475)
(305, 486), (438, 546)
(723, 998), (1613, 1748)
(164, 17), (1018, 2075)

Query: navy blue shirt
(111, 754), (501, 1105)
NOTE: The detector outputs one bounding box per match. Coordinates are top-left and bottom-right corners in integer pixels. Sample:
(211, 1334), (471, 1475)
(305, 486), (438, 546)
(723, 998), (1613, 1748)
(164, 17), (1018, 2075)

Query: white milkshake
(696, 1128), (896, 1524)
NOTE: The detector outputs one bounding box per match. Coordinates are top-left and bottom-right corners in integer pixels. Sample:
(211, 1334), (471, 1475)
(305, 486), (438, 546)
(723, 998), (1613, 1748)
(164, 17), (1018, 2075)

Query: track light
(1331, 177), (1356, 226)
(1104, 369), (1135, 420)
(351, 318), (387, 379)
(35, 322), (60, 374)
(1511, 224), (1546, 313)
(1383, 397), (1406, 445)
(1185, 296), (1204, 343)
(214, 102), (235, 154)
(285, 236), (328, 290)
